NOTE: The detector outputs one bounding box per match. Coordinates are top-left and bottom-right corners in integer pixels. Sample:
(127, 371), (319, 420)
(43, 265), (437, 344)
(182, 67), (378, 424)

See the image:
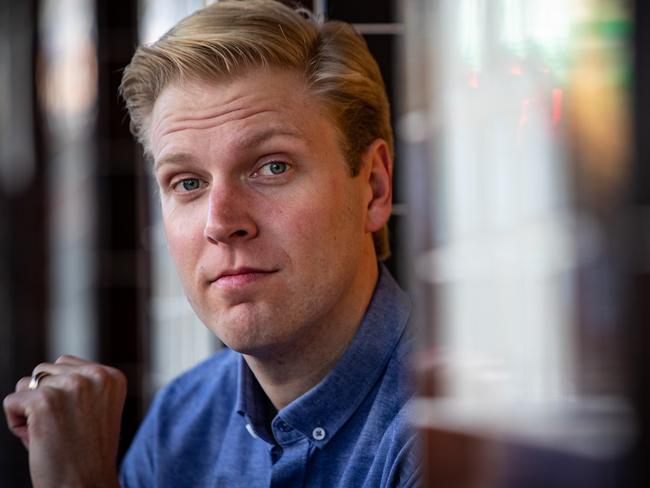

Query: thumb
(3, 391), (31, 449)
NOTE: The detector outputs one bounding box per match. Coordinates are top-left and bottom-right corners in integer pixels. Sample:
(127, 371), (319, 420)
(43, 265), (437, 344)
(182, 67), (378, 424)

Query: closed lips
(215, 268), (276, 281)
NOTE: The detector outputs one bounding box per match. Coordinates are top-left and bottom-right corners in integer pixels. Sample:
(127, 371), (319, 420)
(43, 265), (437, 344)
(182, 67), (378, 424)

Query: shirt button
(312, 427), (326, 441)
(276, 420), (292, 433)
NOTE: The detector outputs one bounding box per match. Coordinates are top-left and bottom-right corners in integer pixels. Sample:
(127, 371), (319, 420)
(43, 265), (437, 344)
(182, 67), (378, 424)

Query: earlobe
(363, 139), (393, 233)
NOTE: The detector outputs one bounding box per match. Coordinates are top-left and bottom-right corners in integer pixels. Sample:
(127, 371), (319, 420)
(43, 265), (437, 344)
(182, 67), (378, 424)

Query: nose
(203, 184), (258, 245)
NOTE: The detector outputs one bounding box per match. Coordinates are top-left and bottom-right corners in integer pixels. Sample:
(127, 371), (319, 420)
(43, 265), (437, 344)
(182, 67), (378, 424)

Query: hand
(3, 355), (126, 488)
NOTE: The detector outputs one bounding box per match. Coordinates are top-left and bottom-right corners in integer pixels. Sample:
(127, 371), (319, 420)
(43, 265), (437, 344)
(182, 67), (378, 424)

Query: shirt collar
(235, 356), (277, 444)
(236, 264), (411, 447)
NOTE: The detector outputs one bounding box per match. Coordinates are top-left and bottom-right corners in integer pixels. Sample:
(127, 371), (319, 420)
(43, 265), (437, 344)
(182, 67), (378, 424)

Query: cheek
(290, 208), (327, 246)
(279, 190), (360, 260)
(162, 203), (205, 272)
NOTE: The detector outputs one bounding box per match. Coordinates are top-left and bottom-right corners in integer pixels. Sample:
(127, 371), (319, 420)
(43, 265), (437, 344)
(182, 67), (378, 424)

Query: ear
(361, 138), (393, 233)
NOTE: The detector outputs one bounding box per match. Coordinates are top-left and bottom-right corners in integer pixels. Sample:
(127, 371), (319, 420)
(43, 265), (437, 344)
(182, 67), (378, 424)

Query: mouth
(212, 267), (278, 288)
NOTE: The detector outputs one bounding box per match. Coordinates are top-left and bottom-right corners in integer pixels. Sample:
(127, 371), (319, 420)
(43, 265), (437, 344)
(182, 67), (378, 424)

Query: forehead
(148, 69), (340, 161)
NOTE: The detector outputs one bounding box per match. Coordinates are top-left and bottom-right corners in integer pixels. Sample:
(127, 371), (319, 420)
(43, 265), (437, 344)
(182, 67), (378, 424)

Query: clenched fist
(3, 355), (126, 488)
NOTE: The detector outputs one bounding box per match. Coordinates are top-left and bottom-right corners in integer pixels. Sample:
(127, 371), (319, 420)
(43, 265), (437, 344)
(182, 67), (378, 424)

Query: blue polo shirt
(120, 266), (420, 487)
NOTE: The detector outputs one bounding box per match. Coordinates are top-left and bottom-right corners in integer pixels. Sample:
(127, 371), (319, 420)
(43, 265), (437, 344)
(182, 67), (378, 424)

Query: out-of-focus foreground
(402, 0), (646, 486)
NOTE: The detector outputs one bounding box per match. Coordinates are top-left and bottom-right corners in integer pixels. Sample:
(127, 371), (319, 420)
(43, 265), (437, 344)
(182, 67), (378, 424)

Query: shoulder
(370, 324), (420, 486)
(148, 349), (240, 423)
(341, 393), (420, 488)
(158, 347), (239, 401)
(372, 324), (415, 417)
(377, 401), (421, 487)
(340, 331), (419, 487)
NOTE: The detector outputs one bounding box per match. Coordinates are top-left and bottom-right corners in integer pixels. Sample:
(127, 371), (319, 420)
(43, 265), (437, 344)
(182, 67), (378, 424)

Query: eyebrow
(235, 125), (304, 149)
(154, 126), (304, 171)
(154, 153), (198, 172)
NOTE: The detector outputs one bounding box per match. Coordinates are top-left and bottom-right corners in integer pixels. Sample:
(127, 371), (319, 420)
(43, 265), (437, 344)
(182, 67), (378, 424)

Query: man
(3, 1), (419, 486)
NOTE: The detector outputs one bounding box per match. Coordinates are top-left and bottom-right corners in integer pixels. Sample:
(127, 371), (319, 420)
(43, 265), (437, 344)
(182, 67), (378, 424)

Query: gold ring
(28, 371), (51, 390)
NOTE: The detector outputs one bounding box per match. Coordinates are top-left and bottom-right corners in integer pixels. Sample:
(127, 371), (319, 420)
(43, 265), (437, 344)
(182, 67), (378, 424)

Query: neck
(244, 261), (380, 410)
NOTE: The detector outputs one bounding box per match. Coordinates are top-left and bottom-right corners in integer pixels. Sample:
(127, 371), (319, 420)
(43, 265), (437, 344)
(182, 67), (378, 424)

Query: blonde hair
(120, 0), (392, 260)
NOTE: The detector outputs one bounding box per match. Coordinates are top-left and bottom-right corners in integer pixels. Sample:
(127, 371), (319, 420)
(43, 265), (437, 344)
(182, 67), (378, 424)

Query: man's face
(149, 69), (380, 357)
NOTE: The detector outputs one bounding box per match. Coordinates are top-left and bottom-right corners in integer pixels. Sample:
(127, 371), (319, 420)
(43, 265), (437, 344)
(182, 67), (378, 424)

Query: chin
(219, 335), (287, 358)
(204, 315), (277, 354)
(214, 322), (299, 359)
(198, 299), (301, 355)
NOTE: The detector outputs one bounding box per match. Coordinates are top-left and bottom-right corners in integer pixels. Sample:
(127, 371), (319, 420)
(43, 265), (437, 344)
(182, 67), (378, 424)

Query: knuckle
(15, 377), (30, 391)
(86, 364), (126, 389)
(66, 372), (91, 390)
(106, 366), (127, 384)
(56, 353), (82, 364)
(86, 365), (110, 383)
(3, 393), (14, 410)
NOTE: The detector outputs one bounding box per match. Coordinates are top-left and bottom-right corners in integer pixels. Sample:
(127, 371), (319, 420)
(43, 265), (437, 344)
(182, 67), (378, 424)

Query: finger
(16, 371), (66, 394)
(23, 364), (126, 397)
(26, 372), (93, 393)
(24, 363), (77, 392)
(3, 391), (31, 448)
(16, 366), (62, 392)
(30, 355), (96, 378)
(30, 360), (87, 378)
(29, 364), (62, 383)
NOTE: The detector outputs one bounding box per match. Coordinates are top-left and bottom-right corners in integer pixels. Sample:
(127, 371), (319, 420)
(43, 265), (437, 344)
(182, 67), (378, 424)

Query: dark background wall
(0, 1), (48, 486)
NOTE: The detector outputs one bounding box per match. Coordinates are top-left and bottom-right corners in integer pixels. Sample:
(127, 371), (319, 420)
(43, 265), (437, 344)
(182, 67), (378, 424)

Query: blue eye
(176, 178), (201, 192)
(262, 161), (289, 175)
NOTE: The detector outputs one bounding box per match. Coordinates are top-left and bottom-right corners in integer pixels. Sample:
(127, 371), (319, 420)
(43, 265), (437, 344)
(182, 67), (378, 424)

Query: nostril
(232, 229), (248, 238)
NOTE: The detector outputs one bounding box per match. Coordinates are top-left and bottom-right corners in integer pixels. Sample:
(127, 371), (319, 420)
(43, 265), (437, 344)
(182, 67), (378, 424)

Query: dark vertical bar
(94, 0), (149, 460)
(631, 2), (650, 486)
(0, 0), (48, 485)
